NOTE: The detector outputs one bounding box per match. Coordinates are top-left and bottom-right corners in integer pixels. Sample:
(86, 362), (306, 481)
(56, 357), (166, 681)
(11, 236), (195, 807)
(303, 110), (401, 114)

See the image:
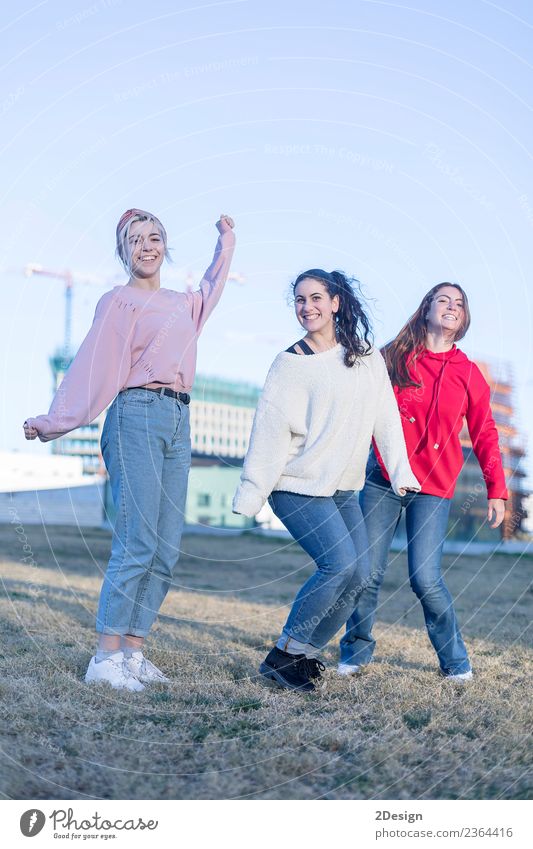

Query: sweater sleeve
(25, 292), (135, 442)
(466, 365), (508, 499)
(233, 360), (293, 517)
(186, 229), (236, 333)
(371, 351), (421, 496)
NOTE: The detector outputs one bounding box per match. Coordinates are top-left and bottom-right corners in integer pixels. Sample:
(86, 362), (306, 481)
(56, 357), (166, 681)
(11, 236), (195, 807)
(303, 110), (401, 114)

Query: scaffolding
(457, 359), (528, 541)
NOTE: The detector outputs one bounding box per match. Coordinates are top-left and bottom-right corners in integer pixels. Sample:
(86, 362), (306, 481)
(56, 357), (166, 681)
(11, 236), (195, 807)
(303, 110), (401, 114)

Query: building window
(197, 493), (211, 507)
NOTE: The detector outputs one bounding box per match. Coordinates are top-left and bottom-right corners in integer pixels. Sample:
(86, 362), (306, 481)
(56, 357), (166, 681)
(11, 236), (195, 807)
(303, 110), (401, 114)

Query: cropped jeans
(96, 388), (191, 637)
(269, 490), (371, 653)
(339, 464), (471, 675)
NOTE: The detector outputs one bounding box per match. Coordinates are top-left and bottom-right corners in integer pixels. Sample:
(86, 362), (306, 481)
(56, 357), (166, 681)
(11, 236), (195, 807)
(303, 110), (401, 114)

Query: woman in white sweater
(233, 269), (419, 692)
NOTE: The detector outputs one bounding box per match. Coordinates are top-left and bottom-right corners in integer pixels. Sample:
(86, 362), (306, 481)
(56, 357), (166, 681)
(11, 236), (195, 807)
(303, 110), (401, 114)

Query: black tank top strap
(285, 338), (315, 355)
(298, 339), (315, 355)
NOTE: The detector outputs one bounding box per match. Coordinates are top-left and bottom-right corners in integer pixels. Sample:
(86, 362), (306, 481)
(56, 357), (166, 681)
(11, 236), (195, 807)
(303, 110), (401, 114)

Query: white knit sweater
(233, 345), (420, 517)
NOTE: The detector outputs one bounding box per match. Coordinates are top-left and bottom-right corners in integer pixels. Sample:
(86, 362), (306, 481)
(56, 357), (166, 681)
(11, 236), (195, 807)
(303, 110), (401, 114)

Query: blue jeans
(339, 467), (471, 675)
(269, 490), (371, 652)
(96, 388), (191, 636)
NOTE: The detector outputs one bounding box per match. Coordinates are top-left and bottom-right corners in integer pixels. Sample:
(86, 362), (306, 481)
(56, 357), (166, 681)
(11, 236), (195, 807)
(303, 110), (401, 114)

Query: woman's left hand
(216, 214), (235, 234)
(487, 498), (506, 528)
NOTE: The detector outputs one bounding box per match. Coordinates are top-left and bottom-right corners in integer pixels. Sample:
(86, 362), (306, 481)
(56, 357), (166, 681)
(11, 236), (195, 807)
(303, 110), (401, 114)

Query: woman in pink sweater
(24, 209), (235, 690)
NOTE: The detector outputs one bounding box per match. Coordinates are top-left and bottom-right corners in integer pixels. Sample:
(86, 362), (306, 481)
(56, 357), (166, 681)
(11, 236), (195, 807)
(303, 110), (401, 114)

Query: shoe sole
(259, 661), (315, 693)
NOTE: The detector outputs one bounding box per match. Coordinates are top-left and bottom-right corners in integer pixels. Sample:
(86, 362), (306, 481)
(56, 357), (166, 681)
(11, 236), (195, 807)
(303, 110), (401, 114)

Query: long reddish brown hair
(383, 283), (471, 388)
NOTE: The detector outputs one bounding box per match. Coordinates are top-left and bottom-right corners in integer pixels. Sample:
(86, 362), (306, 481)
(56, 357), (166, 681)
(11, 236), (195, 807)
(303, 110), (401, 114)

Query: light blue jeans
(269, 490), (371, 653)
(96, 388), (191, 636)
(339, 463), (471, 675)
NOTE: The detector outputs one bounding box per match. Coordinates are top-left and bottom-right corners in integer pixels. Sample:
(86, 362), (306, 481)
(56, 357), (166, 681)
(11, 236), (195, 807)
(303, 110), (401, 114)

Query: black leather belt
(131, 387), (190, 405)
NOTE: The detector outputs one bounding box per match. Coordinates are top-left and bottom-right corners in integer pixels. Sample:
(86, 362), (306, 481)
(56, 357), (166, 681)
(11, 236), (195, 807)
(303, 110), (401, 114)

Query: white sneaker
(124, 651), (170, 684)
(84, 652), (145, 691)
(337, 662), (362, 676)
(443, 670), (473, 683)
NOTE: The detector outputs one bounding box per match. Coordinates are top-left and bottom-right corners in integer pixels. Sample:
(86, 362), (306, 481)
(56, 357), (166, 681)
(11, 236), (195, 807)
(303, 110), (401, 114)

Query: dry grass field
(0, 522), (531, 800)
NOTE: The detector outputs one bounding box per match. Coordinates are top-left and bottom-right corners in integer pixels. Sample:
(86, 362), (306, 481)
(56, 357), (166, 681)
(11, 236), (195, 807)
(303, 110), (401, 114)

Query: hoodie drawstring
(407, 353), (454, 454)
(431, 359), (449, 450)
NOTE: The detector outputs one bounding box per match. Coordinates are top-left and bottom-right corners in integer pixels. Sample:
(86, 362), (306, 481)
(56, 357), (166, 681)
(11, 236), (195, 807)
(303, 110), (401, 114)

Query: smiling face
(425, 285), (465, 337)
(294, 277), (340, 334)
(126, 219), (165, 279)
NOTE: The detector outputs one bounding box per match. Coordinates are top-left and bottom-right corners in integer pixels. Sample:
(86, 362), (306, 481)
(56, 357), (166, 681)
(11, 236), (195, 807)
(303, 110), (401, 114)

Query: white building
(0, 451), (104, 526)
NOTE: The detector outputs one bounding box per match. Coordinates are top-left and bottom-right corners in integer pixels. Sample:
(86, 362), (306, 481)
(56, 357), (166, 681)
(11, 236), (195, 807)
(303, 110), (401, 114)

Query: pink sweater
(27, 230), (235, 442)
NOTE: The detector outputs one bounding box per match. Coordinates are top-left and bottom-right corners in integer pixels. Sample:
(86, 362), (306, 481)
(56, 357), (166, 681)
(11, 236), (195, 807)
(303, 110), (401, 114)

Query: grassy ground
(0, 522), (531, 800)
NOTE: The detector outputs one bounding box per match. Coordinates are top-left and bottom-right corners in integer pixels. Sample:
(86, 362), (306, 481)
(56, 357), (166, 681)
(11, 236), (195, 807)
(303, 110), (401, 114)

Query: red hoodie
(374, 346), (508, 500)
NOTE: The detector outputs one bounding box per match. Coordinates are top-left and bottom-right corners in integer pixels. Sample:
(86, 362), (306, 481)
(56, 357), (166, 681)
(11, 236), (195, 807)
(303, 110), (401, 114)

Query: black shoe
(306, 657), (326, 687)
(259, 647), (318, 693)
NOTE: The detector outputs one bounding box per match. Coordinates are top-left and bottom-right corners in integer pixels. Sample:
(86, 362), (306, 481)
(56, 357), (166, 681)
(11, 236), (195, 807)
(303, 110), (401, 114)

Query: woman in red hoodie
(338, 283), (507, 681)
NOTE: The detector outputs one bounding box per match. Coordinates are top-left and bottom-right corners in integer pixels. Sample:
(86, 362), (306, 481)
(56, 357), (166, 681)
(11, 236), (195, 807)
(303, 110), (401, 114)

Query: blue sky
(2, 0), (533, 482)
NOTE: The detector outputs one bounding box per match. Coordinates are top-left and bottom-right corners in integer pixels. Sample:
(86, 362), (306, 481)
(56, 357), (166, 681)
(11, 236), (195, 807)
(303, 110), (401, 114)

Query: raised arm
(371, 350), (420, 495)
(24, 292), (135, 443)
(187, 214), (236, 333)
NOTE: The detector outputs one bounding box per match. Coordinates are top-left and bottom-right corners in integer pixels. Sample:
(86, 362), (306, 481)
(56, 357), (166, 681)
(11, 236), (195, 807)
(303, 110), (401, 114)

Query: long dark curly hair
(292, 269), (373, 367)
(383, 282), (471, 388)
